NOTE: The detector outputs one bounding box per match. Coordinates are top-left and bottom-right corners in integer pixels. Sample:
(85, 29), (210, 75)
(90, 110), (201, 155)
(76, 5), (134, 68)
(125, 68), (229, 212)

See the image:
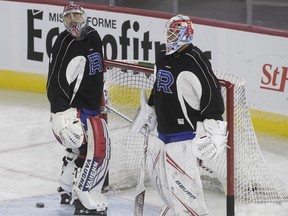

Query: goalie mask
(62, 2), (87, 39)
(164, 14), (194, 55)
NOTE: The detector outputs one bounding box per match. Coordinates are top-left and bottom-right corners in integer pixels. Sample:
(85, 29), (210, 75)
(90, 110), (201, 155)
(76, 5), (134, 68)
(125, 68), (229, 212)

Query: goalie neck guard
(62, 1), (88, 39)
(164, 14), (194, 55)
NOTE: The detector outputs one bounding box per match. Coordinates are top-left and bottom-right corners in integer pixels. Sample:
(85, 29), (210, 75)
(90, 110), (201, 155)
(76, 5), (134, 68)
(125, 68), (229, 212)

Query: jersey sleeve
(148, 85), (155, 107)
(194, 50), (224, 120)
(46, 33), (73, 113)
(180, 47), (224, 122)
(148, 65), (158, 107)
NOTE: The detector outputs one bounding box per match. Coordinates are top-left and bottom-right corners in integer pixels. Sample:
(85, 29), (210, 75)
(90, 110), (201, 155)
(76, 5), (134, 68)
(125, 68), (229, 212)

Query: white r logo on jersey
(88, 52), (102, 75)
(157, 70), (174, 94)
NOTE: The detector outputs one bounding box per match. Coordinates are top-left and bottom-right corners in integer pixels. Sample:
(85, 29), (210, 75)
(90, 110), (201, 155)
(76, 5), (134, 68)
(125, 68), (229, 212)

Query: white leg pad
(74, 117), (110, 210)
(146, 137), (174, 211)
(165, 141), (210, 216)
(59, 149), (79, 193)
(147, 137), (210, 216)
(160, 205), (175, 216)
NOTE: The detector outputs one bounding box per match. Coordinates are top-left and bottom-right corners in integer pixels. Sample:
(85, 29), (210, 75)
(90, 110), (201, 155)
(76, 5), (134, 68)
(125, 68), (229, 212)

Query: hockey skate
(74, 199), (107, 216)
(57, 187), (72, 205)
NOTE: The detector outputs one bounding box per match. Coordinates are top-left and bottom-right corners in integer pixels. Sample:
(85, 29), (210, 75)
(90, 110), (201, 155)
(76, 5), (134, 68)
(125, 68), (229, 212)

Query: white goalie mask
(164, 14), (194, 55)
(62, 2), (87, 39)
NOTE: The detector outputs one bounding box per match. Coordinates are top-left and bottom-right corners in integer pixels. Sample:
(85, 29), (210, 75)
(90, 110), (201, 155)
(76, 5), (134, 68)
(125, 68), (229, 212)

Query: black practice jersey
(148, 44), (224, 134)
(47, 27), (104, 113)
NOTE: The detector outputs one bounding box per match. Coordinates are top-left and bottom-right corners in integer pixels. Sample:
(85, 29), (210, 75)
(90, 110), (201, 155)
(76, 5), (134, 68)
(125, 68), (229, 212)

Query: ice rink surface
(0, 89), (287, 216)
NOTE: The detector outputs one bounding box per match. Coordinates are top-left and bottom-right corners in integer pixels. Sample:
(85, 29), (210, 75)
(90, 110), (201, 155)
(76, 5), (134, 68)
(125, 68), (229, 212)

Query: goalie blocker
(72, 116), (111, 215)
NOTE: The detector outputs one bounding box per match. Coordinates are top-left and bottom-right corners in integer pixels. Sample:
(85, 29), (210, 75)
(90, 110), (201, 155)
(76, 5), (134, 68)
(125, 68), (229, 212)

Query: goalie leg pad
(59, 149), (79, 193)
(147, 138), (209, 215)
(146, 137), (174, 211)
(165, 141), (210, 215)
(73, 117), (111, 210)
(160, 205), (175, 216)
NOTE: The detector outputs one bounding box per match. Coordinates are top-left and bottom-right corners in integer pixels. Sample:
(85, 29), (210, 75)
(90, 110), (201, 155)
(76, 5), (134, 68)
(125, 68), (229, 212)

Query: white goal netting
(103, 60), (288, 214)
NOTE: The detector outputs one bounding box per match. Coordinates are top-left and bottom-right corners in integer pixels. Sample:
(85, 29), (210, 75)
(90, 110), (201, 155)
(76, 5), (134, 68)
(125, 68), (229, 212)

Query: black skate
(57, 187), (72, 205)
(74, 199), (107, 216)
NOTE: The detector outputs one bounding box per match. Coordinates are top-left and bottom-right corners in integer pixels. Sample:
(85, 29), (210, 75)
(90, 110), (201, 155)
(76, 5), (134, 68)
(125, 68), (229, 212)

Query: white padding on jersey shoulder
(75, 117), (110, 210)
(66, 56), (86, 104)
(66, 56), (86, 84)
(176, 71), (202, 130)
(51, 108), (84, 148)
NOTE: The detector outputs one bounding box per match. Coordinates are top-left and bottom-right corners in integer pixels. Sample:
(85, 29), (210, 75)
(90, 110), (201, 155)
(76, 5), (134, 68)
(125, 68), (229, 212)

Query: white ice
(0, 89), (287, 216)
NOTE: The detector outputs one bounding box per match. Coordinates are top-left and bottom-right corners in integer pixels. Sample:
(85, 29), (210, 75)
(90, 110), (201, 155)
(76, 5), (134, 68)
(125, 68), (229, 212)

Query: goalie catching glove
(130, 90), (157, 133)
(51, 108), (84, 148)
(192, 119), (228, 161)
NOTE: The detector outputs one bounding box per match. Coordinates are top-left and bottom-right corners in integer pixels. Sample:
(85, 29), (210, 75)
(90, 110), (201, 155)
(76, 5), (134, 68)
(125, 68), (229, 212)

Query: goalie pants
(146, 137), (210, 216)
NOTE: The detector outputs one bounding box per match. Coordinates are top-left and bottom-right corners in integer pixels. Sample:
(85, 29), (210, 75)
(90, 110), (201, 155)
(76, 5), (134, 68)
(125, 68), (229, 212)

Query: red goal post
(103, 59), (288, 216)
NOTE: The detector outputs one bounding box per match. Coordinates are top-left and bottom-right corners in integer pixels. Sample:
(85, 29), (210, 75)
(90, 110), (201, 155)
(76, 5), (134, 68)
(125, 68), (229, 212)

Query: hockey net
(103, 59), (288, 215)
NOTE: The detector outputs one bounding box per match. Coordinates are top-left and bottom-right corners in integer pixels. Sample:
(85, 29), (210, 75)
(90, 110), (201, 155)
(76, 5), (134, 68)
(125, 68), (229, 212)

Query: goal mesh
(103, 60), (154, 190)
(103, 60), (288, 212)
(202, 71), (288, 205)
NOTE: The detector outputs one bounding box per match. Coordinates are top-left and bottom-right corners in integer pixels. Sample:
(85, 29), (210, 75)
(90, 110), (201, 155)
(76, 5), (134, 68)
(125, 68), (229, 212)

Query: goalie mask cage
(103, 59), (288, 216)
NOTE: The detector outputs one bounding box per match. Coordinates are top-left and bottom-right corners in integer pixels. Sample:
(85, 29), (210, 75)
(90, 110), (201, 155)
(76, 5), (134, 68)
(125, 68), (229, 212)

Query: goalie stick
(105, 105), (133, 123)
(198, 159), (227, 194)
(105, 104), (149, 215)
(134, 125), (149, 216)
(105, 105), (147, 135)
